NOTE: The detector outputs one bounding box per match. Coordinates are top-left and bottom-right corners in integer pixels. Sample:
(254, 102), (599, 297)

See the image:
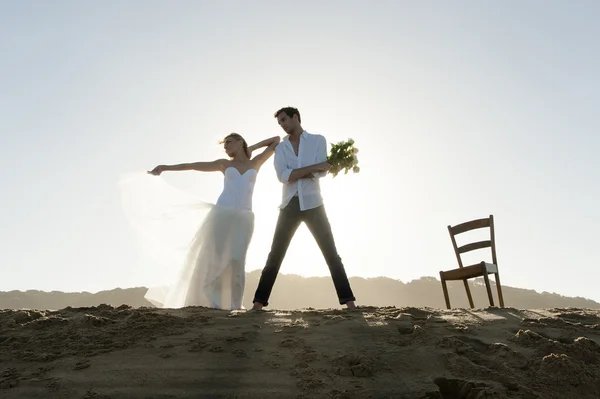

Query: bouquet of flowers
(327, 138), (360, 177)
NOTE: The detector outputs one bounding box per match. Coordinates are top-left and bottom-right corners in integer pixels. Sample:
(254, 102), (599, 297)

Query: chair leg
(483, 272), (495, 307)
(440, 273), (451, 309)
(463, 279), (474, 308)
(495, 272), (505, 307)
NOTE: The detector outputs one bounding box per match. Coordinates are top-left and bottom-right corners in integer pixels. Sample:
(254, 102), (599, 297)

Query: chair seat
(440, 262), (498, 281)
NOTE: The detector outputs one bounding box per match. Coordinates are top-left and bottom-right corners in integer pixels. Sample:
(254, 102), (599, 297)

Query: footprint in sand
(188, 342), (209, 352)
(74, 359), (91, 370)
(430, 377), (503, 399)
(242, 330), (259, 339)
(528, 337), (600, 387)
(296, 377), (325, 390)
(572, 336), (600, 363)
(555, 311), (600, 325)
(262, 359), (281, 369)
(510, 329), (548, 346)
(45, 377), (61, 392)
(332, 354), (374, 378)
(30, 365), (54, 379)
(296, 347), (319, 363)
(83, 388), (108, 398)
(9, 310), (46, 325)
(441, 335), (529, 371)
(187, 336), (209, 352)
(280, 337), (305, 348)
(0, 368), (20, 389)
(208, 345), (224, 353)
(224, 335), (247, 343)
(322, 315), (351, 325)
(232, 349), (247, 357)
(394, 313), (415, 335)
(82, 314), (116, 327)
(535, 353), (593, 388)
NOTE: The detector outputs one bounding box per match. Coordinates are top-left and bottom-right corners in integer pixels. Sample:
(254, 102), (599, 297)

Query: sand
(1, 305), (599, 398)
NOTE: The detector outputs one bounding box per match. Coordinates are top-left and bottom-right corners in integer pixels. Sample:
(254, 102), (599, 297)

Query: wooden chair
(439, 214), (505, 309)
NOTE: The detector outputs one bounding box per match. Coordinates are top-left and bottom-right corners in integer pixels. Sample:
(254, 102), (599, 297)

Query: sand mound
(1, 305), (599, 398)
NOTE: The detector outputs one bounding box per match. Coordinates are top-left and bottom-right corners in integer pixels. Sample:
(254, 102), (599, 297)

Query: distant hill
(1, 271), (598, 310)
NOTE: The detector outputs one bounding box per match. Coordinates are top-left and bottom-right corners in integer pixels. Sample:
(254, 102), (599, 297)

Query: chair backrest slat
(449, 217), (490, 235)
(448, 215), (496, 269)
(458, 240), (491, 254)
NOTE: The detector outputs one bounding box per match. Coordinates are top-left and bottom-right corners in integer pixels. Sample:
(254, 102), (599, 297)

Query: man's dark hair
(274, 107), (301, 124)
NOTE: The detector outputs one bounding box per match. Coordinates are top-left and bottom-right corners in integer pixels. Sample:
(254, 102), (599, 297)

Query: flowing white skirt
(119, 172), (254, 310)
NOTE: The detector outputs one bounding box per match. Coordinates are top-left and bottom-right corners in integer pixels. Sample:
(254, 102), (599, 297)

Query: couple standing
(142, 107), (356, 311)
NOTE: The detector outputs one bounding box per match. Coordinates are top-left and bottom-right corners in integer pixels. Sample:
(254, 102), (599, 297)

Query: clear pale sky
(2, 1), (599, 303)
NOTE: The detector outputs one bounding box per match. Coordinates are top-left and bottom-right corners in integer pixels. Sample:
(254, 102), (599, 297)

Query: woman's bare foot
(250, 303), (264, 311)
(345, 301), (356, 309)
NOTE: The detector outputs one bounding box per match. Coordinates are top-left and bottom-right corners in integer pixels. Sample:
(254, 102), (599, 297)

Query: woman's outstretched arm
(249, 136), (281, 169)
(148, 159), (228, 175)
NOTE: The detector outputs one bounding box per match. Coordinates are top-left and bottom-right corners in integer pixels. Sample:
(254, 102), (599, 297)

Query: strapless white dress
(119, 167), (257, 310)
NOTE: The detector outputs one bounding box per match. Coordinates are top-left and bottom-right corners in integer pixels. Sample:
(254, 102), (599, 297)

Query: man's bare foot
(250, 303), (264, 311)
(345, 301), (357, 309)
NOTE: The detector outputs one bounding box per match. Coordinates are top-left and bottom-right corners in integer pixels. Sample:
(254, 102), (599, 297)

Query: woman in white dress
(121, 133), (280, 310)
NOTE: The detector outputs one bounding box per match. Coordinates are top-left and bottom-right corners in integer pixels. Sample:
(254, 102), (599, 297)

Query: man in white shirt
(251, 107), (357, 310)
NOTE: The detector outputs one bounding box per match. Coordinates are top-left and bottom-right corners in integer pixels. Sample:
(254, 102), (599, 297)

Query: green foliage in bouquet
(327, 138), (360, 177)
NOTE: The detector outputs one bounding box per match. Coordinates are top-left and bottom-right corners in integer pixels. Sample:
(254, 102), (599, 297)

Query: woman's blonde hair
(221, 133), (250, 158)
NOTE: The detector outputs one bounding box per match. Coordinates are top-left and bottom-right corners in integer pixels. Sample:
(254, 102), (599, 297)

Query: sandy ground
(1, 305), (599, 398)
